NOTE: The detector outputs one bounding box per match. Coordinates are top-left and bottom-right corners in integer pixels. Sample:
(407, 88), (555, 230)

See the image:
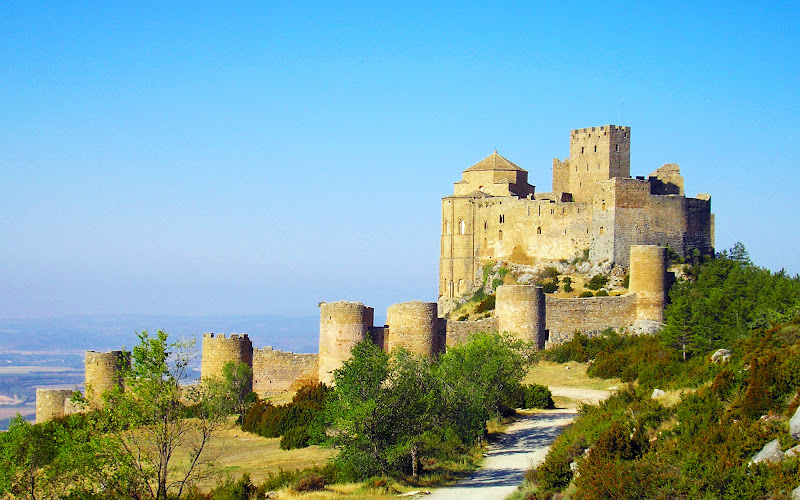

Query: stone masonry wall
(445, 316), (499, 348)
(545, 294), (637, 343)
(252, 347), (318, 395)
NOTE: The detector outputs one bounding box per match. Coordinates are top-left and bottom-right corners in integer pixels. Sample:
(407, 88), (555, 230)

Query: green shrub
(207, 473), (264, 500)
(280, 426), (310, 450)
(498, 266), (510, 278)
(563, 277), (573, 292)
(595, 289), (609, 297)
(539, 281), (558, 294)
(506, 384), (555, 409)
(622, 274), (630, 288)
(579, 291), (594, 298)
(492, 277), (503, 289)
(541, 267), (559, 279)
(585, 274), (609, 290)
(475, 294), (496, 313)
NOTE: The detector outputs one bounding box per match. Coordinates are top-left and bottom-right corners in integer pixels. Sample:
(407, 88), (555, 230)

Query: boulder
(784, 444), (800, 458)
(652, 388), (666, 398)
(790, 406), (800, 441)
(749, 439), (784, 464)
(710, 349), (731, 363)
(629, 319), (664, 335)
(793, 485), (800, 500)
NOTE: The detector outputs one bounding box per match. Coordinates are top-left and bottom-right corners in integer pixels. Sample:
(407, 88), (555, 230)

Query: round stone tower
(200, 333), (254, 383)
(496, 285), (546, 349)
(318, 301), (374, 385)
(385, 301), (438, 357)
(36, 388), (74, 424)
(629, 245), (667, 322)
(85, 350), (130, 407)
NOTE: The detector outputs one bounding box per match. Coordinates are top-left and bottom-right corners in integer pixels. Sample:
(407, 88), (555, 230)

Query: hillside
(514, 244), (800, 499)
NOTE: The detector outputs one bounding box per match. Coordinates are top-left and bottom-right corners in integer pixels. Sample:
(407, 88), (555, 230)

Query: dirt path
(427, 388), (609, 500)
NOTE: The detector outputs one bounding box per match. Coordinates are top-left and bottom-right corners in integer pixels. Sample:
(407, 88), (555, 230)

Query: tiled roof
(464, 151), (525, 172)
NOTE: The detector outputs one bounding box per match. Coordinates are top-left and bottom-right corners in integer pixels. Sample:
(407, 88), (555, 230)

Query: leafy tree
(319, 333), (532, 479)
(220, 361), (256, 422)
(101, 330), (229, 500)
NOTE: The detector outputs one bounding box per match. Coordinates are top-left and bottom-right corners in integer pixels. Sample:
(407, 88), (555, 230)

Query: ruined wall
(200, 333), (254, 387)
(545, 294), (637, 343)
(318, 301), (373, 385)
(445, 316), (499, 348)
(253, 347), (318, 394)
(85, 350), (130, 407)
(36, 388), (74, 424)
(385, 301), (438, 357)
(496, 285), (546, 349)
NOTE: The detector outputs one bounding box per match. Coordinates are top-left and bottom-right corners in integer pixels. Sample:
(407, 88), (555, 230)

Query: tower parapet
(385, 301), (438, 357)
(200, 333), (254, 388)
(629, 245), (667, 322)
(496, 285), (546, 349)
(85, 350), (130, 408)
(318, 301), (374, 385)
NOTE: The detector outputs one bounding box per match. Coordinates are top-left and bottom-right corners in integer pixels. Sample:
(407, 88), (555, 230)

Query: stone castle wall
(253, 347), (318, 394)
(445, 316), (499, 348)
(545, 294), (638, 343)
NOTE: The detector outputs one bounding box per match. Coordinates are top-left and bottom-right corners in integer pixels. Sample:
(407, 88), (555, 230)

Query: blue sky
(1, 2), (799, 321)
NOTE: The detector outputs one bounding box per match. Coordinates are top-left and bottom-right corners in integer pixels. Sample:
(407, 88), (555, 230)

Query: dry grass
(525, 361), (620, 391)
(171, 424), (332, 491)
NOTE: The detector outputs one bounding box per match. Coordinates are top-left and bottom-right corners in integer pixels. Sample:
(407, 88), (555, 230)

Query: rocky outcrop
(749, 439), (784, 464)
(790, 405), (800, 441)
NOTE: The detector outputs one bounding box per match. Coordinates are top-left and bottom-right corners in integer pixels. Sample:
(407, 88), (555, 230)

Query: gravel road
(427, 387), (610, 500)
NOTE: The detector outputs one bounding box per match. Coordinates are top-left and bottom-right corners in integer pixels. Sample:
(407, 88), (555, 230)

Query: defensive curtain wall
(35, 244), (668, 422)
(440, 125), (714, 301)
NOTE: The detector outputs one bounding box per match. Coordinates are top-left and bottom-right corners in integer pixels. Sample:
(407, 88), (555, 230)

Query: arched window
(599, 226), (605, 235)
(615, 144), (620, 152)
(602, 203), (606, 211)
(458, 219), (466, 235)
(581, 146), (584, 154)
(445, 222), (451, 234)
(537, 227), (542, 234)
(457, 279), (464, 293)
(484, 220), (488, 230)
(499, 230), (503, 241)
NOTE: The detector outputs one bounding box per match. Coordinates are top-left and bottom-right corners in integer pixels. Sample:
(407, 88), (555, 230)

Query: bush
(206, 473), (264, 500)
(475, 294), (496, 313)
(595, 289), (609, 297)
(563, 277), (573, 292)
(280, 426), (310, 450)
(539, 281), (558, 294)
(294, 473), (325, 492)
(579, 291), (594, 298)
(506, 384), (555, 409)
(541, 267), (559, 279)
(586, 274), (609, 290)
(622, 274), (630, 288)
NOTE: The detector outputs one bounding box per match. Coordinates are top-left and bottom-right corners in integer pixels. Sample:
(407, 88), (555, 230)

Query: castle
(440, 125), (713, 301)
(35, 124), (713, 423)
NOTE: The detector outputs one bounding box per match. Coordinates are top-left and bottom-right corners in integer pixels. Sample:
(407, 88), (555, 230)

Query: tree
(101, 330), (229, 500)
(220, 361), (256, 422)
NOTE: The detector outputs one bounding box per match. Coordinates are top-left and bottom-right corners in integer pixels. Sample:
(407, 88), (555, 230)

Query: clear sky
(1, 2), (799, 321)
